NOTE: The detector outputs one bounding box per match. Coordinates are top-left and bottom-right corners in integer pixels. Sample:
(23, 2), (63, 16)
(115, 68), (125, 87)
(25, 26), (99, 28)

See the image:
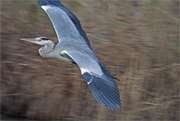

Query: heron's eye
(38, 39), (42, 42)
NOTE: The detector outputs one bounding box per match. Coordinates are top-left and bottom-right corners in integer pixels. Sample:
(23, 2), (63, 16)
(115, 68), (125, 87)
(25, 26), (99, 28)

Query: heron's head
(20, 37), (51, 45)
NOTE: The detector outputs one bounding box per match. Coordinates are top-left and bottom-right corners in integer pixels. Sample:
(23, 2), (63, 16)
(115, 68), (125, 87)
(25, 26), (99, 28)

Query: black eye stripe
(40, 37), (49, 40)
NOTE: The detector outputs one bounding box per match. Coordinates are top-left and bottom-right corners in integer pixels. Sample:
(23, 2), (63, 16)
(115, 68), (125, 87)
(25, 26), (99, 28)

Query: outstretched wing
(38, 0), (93, 50)
(61, 50), (121, 110)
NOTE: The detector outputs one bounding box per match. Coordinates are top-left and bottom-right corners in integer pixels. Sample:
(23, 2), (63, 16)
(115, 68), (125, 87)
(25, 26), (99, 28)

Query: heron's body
(21, 0), (121, 110)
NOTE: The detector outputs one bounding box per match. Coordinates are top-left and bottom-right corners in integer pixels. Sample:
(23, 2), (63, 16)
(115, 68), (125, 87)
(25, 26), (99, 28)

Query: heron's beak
(20, 38), (38, 43)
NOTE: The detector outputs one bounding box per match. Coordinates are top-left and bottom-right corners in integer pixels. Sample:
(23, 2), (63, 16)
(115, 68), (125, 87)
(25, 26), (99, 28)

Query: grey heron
(21, 0), (121, 110)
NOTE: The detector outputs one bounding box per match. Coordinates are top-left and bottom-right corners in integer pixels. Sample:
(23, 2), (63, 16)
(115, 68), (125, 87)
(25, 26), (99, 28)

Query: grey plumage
(21, 0), (121, 110)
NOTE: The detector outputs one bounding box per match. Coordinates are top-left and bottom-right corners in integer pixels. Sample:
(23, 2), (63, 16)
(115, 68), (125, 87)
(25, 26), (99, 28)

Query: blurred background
(1, 0), (179, 120)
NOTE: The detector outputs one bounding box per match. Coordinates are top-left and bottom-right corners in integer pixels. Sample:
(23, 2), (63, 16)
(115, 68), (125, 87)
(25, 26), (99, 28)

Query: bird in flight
(21, 0), (121, 110)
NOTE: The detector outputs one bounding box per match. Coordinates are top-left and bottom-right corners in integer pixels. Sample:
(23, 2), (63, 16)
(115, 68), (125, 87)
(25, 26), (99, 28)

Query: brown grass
(1, 0), (179, 120)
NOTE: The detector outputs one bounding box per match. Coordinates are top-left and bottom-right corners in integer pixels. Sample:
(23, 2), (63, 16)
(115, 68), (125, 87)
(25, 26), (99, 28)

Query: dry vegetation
(1, 0), (179, 120)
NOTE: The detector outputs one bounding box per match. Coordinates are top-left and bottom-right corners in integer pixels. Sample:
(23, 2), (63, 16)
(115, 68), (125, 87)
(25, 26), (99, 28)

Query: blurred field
(1, 0), (179, 120)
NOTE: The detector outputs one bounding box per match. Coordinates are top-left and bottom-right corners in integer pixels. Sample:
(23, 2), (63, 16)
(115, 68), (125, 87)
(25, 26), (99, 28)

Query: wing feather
(62, 50), (121, 110)
(38, 0), (93, 50)
(61, 50), (103, 76)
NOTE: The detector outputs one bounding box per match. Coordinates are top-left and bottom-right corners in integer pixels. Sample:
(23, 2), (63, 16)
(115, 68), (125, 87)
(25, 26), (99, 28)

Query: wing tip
(87, 73), (121, 111)
(38, 0), (62, 6)
(105, 102), (121, 111)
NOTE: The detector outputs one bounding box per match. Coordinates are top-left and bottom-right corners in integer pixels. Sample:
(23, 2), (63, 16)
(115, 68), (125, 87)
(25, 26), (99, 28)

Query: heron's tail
(82, 63), (121, 110)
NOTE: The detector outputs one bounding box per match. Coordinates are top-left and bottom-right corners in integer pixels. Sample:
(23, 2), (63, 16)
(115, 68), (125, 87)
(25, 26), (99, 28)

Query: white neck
(39, 41), (54, 58)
